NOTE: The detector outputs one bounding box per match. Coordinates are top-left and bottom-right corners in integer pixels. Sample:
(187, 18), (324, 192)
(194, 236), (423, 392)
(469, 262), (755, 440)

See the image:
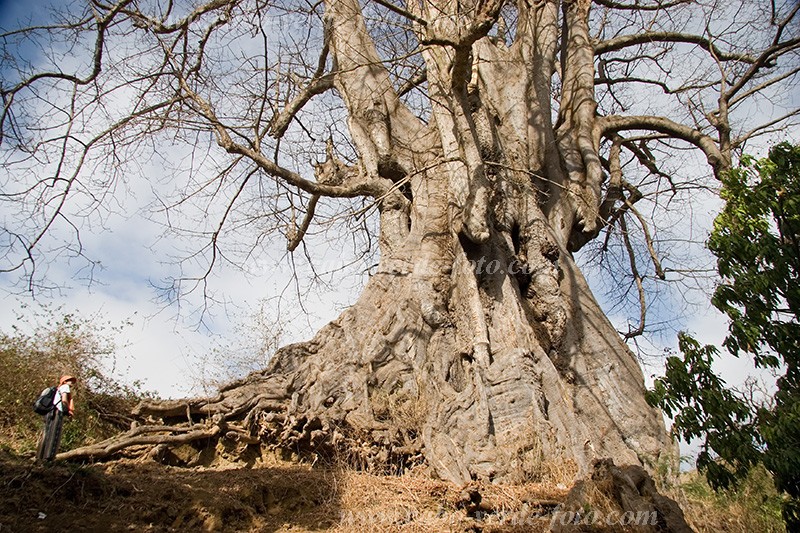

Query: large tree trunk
(125, 222), (670, 484)
(61, 0), (672, 482)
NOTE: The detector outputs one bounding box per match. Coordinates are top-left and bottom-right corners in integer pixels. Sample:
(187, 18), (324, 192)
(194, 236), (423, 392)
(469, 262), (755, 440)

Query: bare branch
(287, 194), (320, 252)
(397, 68), (427, 97)
(619, 215), (647, 340)
(592, 0), (692, 10)
(370, 0), (428, 26)
(269, 16), (336, 138)
(734, 108), (800, 148)
(599, 135), (624, 222)
(594, 32), (757, 63)
(729, 65), (800, 107)
(725, 40), (800, 101)
(174, 68), (382, 199)
(598, 115), (726, 173)
(626, 202), (665, 280)
(622, 139), (677, 193)
(268, 74), (334, 139)
(118, 0), (238, 35)
(595, 75), (674, 94)
(1, 0), (133, 142)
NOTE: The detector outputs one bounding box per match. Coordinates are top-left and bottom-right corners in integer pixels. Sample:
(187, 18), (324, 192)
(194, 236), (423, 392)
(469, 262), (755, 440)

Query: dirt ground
(1, 449), (778, 533)
(0, 449), (567, 532)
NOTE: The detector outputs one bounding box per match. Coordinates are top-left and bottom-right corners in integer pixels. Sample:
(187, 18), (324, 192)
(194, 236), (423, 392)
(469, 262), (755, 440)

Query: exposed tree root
(58, 249), (673, 485)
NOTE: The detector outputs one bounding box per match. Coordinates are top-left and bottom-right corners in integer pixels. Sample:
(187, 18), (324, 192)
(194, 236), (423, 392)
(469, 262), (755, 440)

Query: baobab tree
(1, 0), (798, 483)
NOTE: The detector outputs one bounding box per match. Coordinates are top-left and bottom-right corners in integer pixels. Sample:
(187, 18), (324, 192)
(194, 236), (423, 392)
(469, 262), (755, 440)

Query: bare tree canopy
(1, 0), (798, 483)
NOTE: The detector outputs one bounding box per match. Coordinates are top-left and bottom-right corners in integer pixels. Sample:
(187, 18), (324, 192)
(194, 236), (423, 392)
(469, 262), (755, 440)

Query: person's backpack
(33, 386), (57, 415)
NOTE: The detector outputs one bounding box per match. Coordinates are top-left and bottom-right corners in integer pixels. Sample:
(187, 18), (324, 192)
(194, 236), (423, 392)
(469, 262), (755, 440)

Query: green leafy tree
(648, 142), (800, 527)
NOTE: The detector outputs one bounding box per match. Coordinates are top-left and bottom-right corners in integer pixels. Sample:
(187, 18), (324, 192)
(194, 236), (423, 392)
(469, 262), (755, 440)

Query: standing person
(35, 375), (77, 463)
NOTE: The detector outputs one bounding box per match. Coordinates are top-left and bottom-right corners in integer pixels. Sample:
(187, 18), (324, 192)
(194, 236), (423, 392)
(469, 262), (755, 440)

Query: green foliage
(680, 464), (785, 533)
(648, 142), (800, 528)
(647, 334), (761, 488)
(0, 305), (155, 456)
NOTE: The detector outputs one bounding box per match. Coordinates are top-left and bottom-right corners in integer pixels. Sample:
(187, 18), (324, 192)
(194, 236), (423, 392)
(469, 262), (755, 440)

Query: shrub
(0, 305), (155, 456)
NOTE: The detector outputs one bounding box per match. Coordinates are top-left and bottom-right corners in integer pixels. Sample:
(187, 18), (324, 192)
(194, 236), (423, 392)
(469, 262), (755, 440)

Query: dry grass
(0, 442), (789, 533)
(331, 466), (568, 532)
(499, 415), (579, 486)
(668, 467), (785, 533)
(369, 387), (428, 433)
(0, 450), (570, 533)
